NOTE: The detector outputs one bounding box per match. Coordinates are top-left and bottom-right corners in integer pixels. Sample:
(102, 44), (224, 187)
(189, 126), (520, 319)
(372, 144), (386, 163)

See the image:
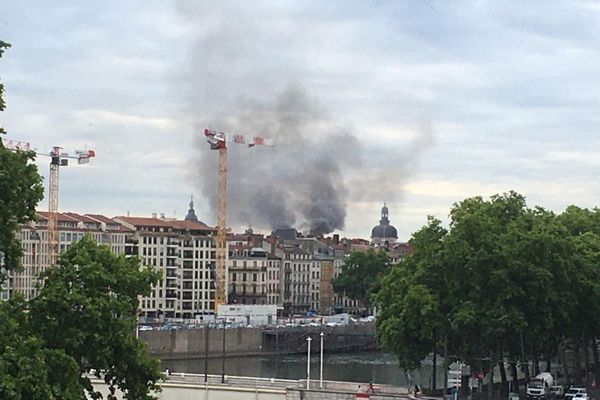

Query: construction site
(1, 131), (410, 320)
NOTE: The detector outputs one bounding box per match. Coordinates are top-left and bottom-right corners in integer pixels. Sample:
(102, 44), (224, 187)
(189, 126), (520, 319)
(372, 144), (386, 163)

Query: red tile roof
(63, 212), (99, 223)
(36, 211), (80, 223)
(115, 216), (214, 231)
(85, 214), (119, 225)
(35, 211), (132, 232)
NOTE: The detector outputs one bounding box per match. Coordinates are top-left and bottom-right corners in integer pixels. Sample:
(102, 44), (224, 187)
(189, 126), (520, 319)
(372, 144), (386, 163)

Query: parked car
(526, 373), (554, 400)
(572, 393), (588, 400)
(565, 387), (586, 400)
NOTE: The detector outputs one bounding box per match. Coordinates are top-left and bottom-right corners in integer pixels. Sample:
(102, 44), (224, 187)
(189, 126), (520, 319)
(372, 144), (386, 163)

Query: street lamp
(221, 318), (226, 383)
(320, 332), (324, 388)
(306, 336), (312, 390)
(204, 322), (209, 383)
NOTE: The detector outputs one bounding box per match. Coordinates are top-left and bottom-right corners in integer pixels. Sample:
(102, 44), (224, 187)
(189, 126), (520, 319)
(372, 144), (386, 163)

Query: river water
(161, 351), (443, 387)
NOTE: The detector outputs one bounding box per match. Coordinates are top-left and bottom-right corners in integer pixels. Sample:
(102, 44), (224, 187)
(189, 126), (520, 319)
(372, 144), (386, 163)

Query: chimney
(152, 213), (157, 219)
(333, 234), (339, 244)
(160, 213), (165, 219)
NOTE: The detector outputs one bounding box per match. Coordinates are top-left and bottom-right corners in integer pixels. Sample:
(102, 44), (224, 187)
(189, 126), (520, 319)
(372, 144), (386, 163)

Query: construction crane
(203, 128), (272, 310)
(47, 146), (95, 265)
(2, 138), (95, 266)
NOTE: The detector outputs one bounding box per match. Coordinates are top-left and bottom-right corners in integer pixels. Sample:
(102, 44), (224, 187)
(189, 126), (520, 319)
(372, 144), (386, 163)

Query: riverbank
(140, 323), (377, 360)
(160, 351), (433, 387)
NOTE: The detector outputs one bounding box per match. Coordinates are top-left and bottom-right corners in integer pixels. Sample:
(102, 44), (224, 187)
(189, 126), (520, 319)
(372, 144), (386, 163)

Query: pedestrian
(405, 369), (413, 384)
(451, 385), (458, 400)
(165, 367), (171, 377)
(367, 381), (375, 393)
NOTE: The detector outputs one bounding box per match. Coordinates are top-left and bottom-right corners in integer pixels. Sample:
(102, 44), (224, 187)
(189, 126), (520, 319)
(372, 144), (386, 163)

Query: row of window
(231, 272), (265, 282)
(141, 236), (213, 247)
(231, 284), (265, 294)
(231, 260), (266, 268)
(141, 247), (215, 259)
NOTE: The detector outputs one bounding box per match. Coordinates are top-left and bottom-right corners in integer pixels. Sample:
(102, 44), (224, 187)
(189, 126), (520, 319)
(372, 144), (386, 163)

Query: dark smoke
(178, 2), (435, 236)
(251, 189), (295, 229)
(193, 86), (360, 235)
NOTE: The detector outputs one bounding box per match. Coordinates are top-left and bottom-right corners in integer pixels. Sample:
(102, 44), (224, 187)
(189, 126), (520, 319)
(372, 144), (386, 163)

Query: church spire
(185, 194), (199, 222)
(380, 202), (390, 224)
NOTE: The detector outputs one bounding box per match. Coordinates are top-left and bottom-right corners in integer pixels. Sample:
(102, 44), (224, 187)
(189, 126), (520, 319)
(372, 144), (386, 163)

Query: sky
(1, 1), (600, 241)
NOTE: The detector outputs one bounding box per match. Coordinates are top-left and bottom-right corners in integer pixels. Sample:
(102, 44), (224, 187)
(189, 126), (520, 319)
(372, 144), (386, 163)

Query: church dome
(371, 203), (398, 240)
(371, 224), (398, 239)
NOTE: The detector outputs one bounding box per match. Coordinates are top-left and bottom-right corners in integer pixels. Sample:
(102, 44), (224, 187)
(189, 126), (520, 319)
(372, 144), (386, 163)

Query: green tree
(0, 40), (44, 278)
(0, 42), (162, 399)
(375, 217), (447, 379)
(30, 236), (162, 399)
(332, 248), (391, 307)
(557, 206), (600, 385)
(375, 192), (581, 395)
(0, 298), (82, 400)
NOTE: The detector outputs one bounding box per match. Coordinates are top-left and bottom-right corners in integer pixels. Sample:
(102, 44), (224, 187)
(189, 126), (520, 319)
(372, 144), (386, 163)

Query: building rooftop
(115, 216), (214, 232)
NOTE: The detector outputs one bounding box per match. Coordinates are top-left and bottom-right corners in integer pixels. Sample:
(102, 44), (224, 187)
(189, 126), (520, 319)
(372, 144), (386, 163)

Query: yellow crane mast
(203, 128), (272, 310)
(47, 146), (95, 265)
(2, 138), (95, 266)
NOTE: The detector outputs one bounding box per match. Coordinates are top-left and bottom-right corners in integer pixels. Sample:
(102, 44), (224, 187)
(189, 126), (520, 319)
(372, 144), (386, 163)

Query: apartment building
(114, 216), (217, 319)
(266, 253), (282, 305)
(227, 247), (268, 305)
(272, 245), (312, 315)
(5, 212), (131, 300)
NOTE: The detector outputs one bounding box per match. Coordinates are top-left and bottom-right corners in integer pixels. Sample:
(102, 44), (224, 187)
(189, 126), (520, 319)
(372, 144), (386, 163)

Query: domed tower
(371, 203), (398, 247)
(184, 195), (199, 222)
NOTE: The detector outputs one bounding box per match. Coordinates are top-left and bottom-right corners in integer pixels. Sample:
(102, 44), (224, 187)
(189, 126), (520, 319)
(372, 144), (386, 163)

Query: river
(161, 351), (444, 387)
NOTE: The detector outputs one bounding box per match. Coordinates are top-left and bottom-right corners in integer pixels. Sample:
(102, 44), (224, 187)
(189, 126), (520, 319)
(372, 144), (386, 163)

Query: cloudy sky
(2, 1), (600, 240)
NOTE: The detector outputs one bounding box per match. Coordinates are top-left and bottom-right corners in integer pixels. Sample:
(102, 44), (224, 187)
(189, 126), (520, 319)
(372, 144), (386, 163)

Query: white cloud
(2, 0), (599, 240)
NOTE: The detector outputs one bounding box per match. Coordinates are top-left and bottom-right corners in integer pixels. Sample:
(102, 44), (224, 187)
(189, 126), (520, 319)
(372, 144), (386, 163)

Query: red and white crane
(2, 138), (95, 266)
(203, 128), (272, 309)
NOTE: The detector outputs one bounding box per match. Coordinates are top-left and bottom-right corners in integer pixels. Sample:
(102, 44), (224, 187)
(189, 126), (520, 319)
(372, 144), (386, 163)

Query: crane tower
(46, 147), (95, 265)
(2, 138), (95, 266)
(204, 128), (272, 309)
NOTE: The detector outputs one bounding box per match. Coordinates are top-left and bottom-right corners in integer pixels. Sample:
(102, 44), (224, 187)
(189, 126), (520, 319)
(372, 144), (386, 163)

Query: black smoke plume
(194, 87), (360, 235)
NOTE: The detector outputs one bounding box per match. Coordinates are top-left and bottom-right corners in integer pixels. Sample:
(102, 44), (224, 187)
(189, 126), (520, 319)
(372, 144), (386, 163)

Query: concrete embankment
(90, 373), (410, 400)
(140, 323), (377, 360)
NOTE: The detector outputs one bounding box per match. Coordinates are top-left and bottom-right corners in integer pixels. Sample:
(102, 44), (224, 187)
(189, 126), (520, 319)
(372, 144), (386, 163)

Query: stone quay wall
(141, 323), (377, 360)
